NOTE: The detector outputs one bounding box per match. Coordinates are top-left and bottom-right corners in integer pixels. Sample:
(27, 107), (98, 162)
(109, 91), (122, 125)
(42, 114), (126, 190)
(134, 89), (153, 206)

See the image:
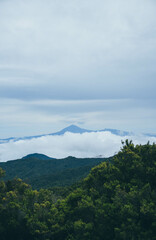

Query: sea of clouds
(0, 132), (155, 162)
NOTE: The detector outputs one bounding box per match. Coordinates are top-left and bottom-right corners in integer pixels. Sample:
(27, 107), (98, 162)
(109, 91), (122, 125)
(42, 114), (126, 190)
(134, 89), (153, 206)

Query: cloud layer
(0, 0), (156, 137)
(0, 132), (155, 162)
(0, 0), (156, 100)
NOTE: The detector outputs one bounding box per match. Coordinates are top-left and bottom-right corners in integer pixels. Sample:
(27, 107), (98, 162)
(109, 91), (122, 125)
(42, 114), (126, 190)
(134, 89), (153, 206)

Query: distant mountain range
(0, 124), (155, 144)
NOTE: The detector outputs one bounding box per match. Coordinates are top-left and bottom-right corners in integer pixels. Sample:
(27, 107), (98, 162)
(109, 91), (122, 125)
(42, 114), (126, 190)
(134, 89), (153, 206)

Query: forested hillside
(0, 155), (107, 189)
(0, 141), (155, 240)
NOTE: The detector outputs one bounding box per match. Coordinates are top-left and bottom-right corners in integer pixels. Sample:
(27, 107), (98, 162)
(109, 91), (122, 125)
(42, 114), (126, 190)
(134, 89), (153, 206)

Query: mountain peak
(63, 125), (84, 131)
(51, 125), (92, 135)
(65, 124), (81, 129)
(22, 153), (52, 160)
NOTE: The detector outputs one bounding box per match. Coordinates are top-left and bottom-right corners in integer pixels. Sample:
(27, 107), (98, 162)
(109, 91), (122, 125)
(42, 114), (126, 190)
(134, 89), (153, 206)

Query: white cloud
(0, 132), (155, 162)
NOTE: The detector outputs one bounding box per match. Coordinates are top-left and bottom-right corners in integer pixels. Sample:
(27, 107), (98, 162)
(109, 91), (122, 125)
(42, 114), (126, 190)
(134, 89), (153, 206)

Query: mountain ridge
(0, 124), (156, 144)
(0, 125), (132, 144)
(0, 154), (109, 189)
(22, 153), (53, 160)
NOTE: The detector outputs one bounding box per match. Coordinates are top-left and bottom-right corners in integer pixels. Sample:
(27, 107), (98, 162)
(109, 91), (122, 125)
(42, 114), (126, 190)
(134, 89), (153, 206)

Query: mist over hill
(0, 125), (155, 162)
(0, 124), (132, 144)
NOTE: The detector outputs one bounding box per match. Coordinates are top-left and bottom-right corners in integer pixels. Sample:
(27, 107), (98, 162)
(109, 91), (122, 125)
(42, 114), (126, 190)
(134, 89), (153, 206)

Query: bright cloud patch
(0, 132), (155, 162)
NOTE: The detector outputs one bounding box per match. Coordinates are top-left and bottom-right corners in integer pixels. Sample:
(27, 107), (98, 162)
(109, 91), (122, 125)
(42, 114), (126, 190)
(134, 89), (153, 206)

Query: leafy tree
(0, 141), (155, 239)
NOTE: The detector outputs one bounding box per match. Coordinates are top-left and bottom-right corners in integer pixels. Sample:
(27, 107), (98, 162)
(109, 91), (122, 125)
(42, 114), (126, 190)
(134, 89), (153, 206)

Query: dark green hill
(22, 153), (53, 160)
(0, 155), (109, 189)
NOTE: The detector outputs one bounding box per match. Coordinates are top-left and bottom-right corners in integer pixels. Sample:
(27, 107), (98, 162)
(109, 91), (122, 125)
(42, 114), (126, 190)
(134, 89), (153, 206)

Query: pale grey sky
(0, 0), (156, 138)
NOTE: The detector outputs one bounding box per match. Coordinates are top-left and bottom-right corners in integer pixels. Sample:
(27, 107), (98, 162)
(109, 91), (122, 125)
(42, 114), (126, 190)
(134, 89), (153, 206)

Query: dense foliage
(0, 156), (106, 189)
(0, 141), (156, 239)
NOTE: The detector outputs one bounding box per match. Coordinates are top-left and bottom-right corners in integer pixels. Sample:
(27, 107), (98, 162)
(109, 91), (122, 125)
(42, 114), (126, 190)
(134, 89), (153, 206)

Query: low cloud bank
(0, 132), (155, 162)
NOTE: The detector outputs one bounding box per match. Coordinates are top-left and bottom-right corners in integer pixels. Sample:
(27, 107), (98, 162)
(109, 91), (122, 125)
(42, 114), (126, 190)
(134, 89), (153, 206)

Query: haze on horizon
(0, 0), (156, 138)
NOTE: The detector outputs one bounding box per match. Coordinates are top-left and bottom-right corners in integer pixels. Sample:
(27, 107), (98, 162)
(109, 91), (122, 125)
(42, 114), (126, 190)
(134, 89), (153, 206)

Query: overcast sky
(0, 0), (156, 138)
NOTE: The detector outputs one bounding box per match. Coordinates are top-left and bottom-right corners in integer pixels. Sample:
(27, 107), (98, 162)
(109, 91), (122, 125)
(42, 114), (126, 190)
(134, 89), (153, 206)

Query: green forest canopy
(0, 156), (108, 189)
(0, 141), (156, 240)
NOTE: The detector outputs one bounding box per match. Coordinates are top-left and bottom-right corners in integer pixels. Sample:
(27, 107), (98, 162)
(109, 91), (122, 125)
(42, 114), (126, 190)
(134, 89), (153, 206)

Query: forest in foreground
(0, 141), (156, 240)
